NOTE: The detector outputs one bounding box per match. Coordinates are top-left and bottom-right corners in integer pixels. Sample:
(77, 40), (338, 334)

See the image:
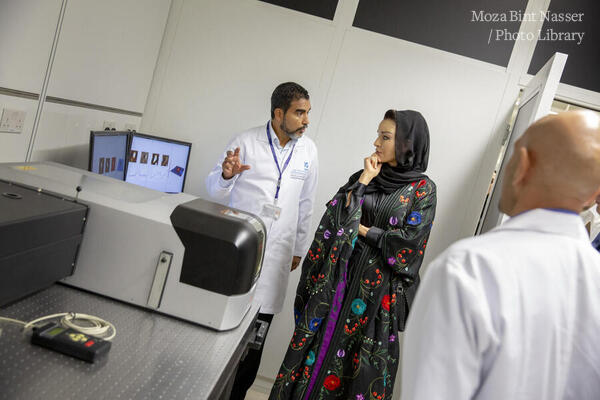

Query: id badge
(261, 203), (282, 220)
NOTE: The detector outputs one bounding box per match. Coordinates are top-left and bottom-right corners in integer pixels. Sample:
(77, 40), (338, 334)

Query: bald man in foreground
(401, 111), (600, 400)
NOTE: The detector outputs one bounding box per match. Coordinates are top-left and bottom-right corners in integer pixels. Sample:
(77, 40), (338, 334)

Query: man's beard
(281, 121), (307, 140)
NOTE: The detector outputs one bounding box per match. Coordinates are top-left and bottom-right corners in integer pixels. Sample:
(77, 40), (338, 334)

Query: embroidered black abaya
(270, 110), (437, 400)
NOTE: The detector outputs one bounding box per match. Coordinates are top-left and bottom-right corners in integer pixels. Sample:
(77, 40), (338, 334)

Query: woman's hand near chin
(346, 154), (382, 207)
(359, 153), (382, 185)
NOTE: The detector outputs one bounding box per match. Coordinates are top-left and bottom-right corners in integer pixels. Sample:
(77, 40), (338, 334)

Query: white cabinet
(47, 0), (171, 112)
(0, 0), (63, 93)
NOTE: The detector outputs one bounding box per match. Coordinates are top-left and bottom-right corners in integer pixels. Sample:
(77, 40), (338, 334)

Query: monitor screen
(89, 131), (129, 180)
(125, 133), (191, 193)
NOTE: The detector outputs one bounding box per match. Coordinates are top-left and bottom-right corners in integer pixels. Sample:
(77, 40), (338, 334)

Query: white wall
(31, 102), (141, 169)
(0, 0), (62, 93)
(0, 0), (170, 166)
(47, 0), (171, 113)
(141, 0), (338, 190)
(0, 0), (61, 161)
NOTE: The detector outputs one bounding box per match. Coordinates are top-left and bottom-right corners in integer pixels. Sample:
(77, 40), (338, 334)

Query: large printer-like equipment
(0, 162), (265, 330)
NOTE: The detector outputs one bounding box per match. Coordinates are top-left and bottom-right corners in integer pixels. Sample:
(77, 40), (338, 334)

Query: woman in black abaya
(270, 109), (437, 400)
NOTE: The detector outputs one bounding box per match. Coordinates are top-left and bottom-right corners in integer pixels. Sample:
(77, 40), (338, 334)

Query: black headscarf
(340, 109), (431, 194)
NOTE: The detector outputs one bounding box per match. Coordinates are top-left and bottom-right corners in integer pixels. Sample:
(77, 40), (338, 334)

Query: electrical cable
(0, 312), (116, 341)
(0, 316), (26, 326)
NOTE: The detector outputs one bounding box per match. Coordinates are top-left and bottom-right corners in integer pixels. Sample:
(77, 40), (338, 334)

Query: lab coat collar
(258, 121), (303, 148)
(494, 208), (588, 241)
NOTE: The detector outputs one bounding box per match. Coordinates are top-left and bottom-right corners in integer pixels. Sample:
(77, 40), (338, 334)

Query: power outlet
(0, 109), (26, 133)
(103, 120), (116, 130)
(124, 123), (137, 132)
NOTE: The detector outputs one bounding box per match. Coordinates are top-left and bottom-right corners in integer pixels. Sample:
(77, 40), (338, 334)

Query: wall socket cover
(0, 109), (26, 133)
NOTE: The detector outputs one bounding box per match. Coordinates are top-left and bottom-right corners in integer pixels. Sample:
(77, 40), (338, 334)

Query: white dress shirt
(206, 122), (318, 314)
(402, 209), (600, 400)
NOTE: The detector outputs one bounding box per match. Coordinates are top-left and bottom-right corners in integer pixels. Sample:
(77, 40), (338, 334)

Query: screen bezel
(88, 130), (130, 180)
(127, 132), (193, 193)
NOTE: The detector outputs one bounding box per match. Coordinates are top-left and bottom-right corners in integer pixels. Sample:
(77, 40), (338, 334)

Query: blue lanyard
(544, 208), (578, 215)
(592, 232), (600, 252)
(266, 122), (296, 202)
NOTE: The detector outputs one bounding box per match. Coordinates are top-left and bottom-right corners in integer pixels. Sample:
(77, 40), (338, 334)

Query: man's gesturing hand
(222, 147), (251, 179)
(290, 256), (302, 271)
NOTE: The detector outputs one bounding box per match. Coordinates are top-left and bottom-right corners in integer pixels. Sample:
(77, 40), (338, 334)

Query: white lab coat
(402, 209), (600, 400)
(206, 122), (318, 314)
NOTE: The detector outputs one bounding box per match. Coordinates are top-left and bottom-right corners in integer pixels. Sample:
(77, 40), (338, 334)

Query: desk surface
(0, 284), (259, 400)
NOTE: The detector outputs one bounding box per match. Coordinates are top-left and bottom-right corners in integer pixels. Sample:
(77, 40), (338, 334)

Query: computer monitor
(88, 131), (129, 180)
(125, 133), (192, 193)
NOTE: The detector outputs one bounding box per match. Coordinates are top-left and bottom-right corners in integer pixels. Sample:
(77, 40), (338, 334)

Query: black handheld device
(31, 322), (112, 363)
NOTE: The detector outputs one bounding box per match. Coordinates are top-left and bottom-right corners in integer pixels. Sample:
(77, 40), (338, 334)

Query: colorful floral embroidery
(389, 216), (398, 226)
(310, 272), (326, 283)
(356, 394), (365, 400)
(337, 228), (344, 236)
(352, 352), (360, 370)
(303, 366), (311, 379)
(396, 248), (412, 264)
(323, 229), (331, 239)
(381, 295), (391, 311)
(294, 309), (301, 325)
(351, 298), (367, 315)
(363, 269), (383, 288)
(337, 349), (345, 358)
(417, 179), (427, 188)
(289, 369), (301, 382)
(309, 317), (322, 331)
(407, 211), (422, 225)
(344, 316), (368, 335)
(305, 350), (315, 366)
(389, 334), (396, 342)
(323, 375), (341, 391)
(289, 331), (307, 349)
(308, 247), (322, 262)
(330, 199), (338, 206)
(387, 257), (396, 265)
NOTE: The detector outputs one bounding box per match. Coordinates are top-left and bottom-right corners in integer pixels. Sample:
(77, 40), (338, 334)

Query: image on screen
(89, 132), (128, 180)
(125, 134), (191, 193)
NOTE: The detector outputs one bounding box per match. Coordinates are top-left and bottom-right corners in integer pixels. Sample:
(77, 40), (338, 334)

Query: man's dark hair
(271, 82), (309, 119)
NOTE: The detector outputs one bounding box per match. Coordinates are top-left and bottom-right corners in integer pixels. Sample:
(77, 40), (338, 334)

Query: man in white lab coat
(402, 110), (600, 400)
(206, 82), (318, 399)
